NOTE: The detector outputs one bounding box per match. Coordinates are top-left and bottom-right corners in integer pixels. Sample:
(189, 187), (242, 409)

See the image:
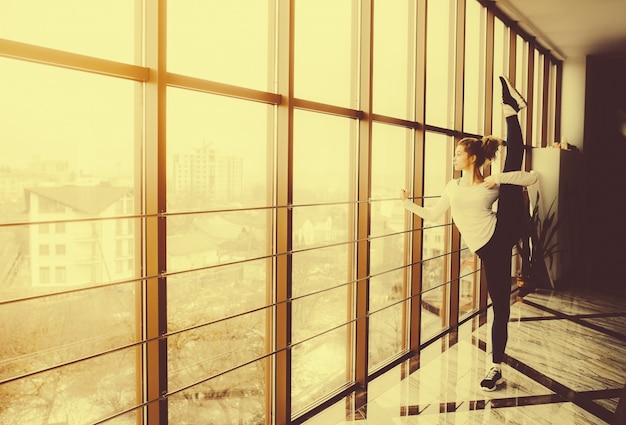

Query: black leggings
(476, 115), (524, 363)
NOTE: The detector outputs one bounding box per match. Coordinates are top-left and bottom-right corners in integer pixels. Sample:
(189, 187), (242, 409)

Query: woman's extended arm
(400, 188), (450, 222)
(484, 170), (538, 188)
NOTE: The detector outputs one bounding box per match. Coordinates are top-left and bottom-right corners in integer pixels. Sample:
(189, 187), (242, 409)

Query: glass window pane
(371, 123), (412, 236)
(292, 205), (352, 250)
(291, 108), (355, 412)
(293, 110), (355, 205)
(291, 243), (352, 414)
(292, 247), (350, 300)
(460, 240), (479, 317)
(426, 0), (457, 128)
(294, 0), (358, 108)
(167, 1), (273, 91)
(423, 133), (453, 198)
(369, 125), (409, 368)
(168, 262), (270, 331)
(0, 56), (141, 425)
(372, 0), (415, 119)
(167, 210), (269, 273)
(371, 122), (413, 205)
(370, 234), (405, 292)
(169, 360), (267, 424)
(463, 0), (486, 135)
(368, 263), (406, 358)
(4, 219), (140, 297)
(368, 302), (407, 371)
(292, 246), (351, 343)
(167, 265), (270, 424)
(421, 132), (453, 342)
(293, 286), (350, 343)
(167, 88), (272, 212)
(0, 59), (138, 224)
(0, 288), (139, 423)
(370, 235), (405, 308)
(28, 219), (139, 290)
(292, 325), (351, 415)
(421, 263), (451, 341)
(168, 310), (268, 393)
(421, 223), (451, 340)
(0, 1), (138, 63)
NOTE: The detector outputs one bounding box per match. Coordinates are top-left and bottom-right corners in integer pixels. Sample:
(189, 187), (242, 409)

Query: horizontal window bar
(0, 38), (149, 81)
(168, 72), (282, 105)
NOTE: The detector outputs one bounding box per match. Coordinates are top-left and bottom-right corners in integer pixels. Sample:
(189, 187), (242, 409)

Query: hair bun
(481, 135), (503, 161)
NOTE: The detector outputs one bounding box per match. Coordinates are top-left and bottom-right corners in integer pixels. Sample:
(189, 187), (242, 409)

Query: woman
(401, 76), (538, 391)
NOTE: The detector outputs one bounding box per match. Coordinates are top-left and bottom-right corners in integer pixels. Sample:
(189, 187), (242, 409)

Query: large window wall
(0, 1), (561, 424)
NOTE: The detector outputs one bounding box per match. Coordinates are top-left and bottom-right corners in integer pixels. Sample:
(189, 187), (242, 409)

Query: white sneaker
(480, 366), (503, 391)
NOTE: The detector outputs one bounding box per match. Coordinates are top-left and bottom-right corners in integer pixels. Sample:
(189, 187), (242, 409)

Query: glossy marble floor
(305, 288), (626, 424)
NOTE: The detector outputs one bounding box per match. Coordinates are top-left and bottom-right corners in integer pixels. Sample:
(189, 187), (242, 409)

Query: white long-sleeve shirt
(403, 171), (538, 253)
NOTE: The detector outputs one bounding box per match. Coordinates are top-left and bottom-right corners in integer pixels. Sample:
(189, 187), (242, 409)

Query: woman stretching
(401, 76), (538, 391)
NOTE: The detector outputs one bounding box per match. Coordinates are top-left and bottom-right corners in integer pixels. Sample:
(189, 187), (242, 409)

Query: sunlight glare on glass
(0, 0), (137, 63)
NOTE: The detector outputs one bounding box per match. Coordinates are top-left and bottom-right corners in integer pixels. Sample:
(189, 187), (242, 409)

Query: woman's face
(453, 144), (475, 171)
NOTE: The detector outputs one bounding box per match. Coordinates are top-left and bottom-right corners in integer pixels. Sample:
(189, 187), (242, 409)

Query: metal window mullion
(541, 56), (551, 147)
(144, 0), (168, 424)
(265, 2), (279, 424)
(521, 41), (532, 172)
(545, 61), (556, 145)
(455, 0), (467, 133)
(478, 8), (495, 310)
(353, 0), (373, 414)
(554, 63), (563, 143)
(484, 10), (495, 138)
(407, 0), (427, 370)
(134, 0), (146, 423)
(274, 1), (294, 424)
(508, 28), (517, 81)
(403, 0), (420, 373)
(525, 43), (536, 152)
(448, 0), (467, 330)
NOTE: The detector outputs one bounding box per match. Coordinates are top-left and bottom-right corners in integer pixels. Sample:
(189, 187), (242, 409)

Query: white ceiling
(494, 0), (626, 59)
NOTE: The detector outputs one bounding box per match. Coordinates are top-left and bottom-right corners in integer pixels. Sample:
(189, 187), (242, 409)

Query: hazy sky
(1, 0), (456, 192)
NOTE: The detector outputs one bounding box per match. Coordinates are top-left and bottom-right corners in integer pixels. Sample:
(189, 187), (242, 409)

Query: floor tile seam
(396, 394), (569, 417)
(356, 303), (616, 420)
(501, 349), (616, 424)
(360, 328), (475, 411)
(359, 328), (510, 419)
(385, 341), (578, 417)
(576, 312), (626, 319)
(578, 388), (624, 400)
(511, 315), (561, 323)
(521, 299), (626, 342)
(358, 298), (620, 423)
(520, 298), (626, 318)
(351, 369), (621, 423)
(511, 312), (626, 323)
(473, 335), (616, 422)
